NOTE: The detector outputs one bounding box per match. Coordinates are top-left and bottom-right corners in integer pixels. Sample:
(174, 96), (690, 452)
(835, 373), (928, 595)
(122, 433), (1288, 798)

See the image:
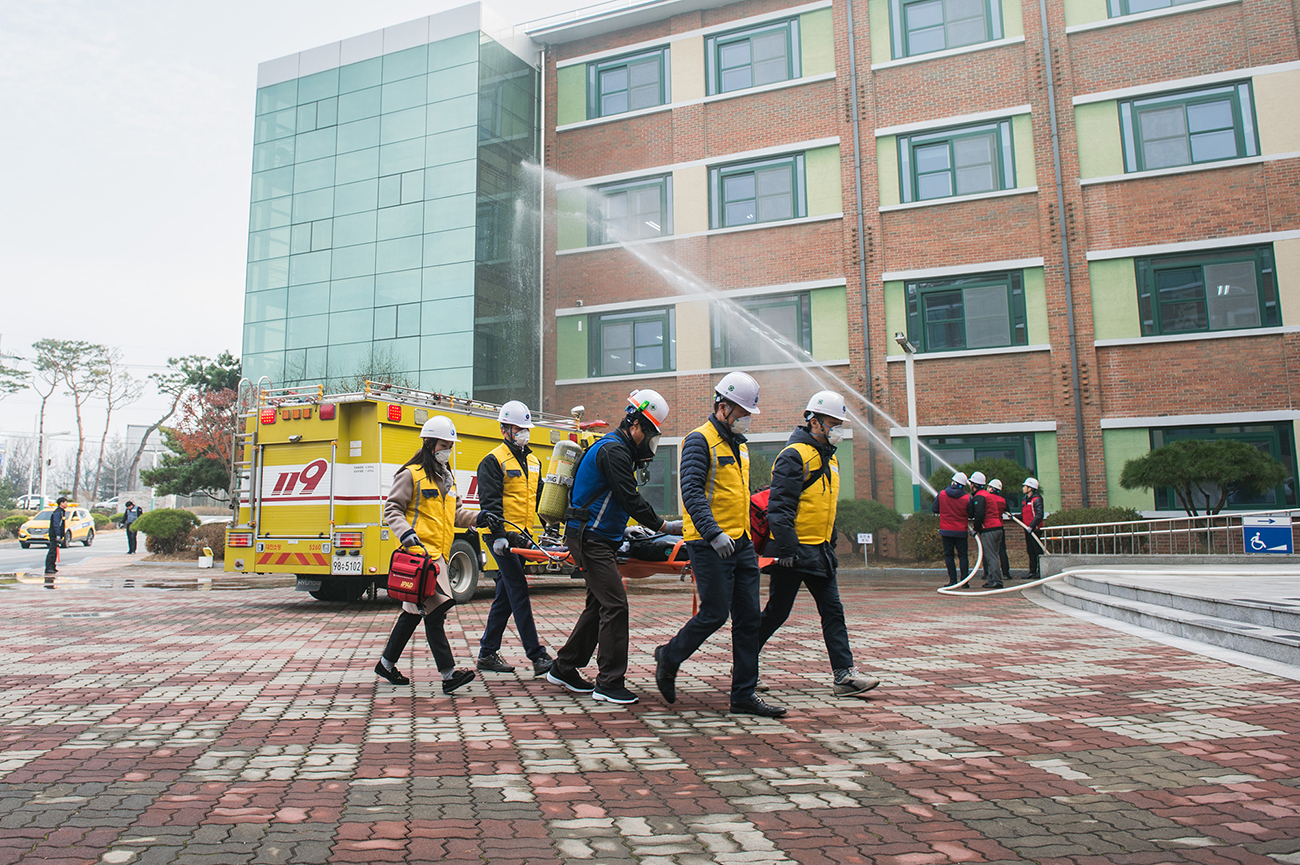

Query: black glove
(776, 556), (796, 569)
(481, 512), (504, 534)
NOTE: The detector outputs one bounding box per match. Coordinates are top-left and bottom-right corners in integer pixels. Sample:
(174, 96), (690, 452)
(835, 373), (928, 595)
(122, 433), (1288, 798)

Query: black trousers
(555, 528), (629, 690)
(757, 566), (854, 671)
(44, 539), (59, 573)
(661, 535), (761, 702)
(126, 528), (138, 553)
(1025, 528), (1044, 577)
(382, 609), (454, 672)
(941, 535), (968, 585)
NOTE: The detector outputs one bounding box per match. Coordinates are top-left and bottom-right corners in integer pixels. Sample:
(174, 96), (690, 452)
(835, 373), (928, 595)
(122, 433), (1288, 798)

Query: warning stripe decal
(255, 552), (330, 567)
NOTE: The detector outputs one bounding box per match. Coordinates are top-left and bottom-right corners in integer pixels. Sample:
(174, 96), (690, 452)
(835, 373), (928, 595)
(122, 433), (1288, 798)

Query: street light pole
(895, 332), (921, 512)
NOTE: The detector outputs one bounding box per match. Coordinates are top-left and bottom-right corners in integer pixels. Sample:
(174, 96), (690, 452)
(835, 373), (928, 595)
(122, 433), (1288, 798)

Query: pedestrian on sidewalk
(654, 372), (786, 718)
(931, 473), (971, 587)
(969, 473), (1007, 589)
(374, 416), (478, 694)
(475, 400), (554, 679)
(123, 501), (143, 554)
(44, 497), (68, 575)
(756, 391), (880, 699)
(1021, 478), (1046, 580)
(547, 389), (678, 705)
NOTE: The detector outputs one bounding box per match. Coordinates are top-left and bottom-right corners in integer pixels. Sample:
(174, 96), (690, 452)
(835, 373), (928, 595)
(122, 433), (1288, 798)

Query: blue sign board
(1243, 515), (1293, 554)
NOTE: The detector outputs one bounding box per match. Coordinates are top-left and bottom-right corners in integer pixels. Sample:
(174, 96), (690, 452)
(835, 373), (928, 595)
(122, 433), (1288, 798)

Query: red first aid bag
(387, 548), (440, 605)
(750, 487), (772, 555)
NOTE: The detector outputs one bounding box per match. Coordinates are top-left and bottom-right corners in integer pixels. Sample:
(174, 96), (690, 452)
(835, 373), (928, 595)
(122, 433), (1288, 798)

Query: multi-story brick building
(529, 0), (1300, 517)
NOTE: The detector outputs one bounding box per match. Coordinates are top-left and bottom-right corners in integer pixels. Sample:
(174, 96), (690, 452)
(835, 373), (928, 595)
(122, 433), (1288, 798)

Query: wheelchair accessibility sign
(1242, 515), (1293, 554)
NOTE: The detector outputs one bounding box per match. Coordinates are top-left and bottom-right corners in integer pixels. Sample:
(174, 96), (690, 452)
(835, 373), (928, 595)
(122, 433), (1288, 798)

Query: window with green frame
(1108, 0), (1200, 17)
(1120, 83), (1258, 172)
(706, 19), (801, 95)
(712, 292), (812, 367)
(588, 48), (669, 118)
(637, 447), (679, 515)
(709, 154), (807, 229)
(589, 308), (675, 377)
(1151, 423), (1296, 510)
(589, 176), (672, 245)
(1136, 245), (1278, 335)
(906, 272), (1026, 352)
(889, 0), (1003, 58)
(898, 120), (1014, 202)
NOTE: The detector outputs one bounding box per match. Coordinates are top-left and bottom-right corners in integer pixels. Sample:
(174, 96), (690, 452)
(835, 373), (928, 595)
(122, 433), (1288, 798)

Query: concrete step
(1063, 574), (1300, 632)
(1041, 577), (1300, 666)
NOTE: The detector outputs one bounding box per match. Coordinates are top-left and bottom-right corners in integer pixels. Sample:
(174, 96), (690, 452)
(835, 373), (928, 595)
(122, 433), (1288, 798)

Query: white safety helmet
(804, 390), (848, 421)
(498, 400), (534, 429)
(1023, 477), (1039, 490)
(951, 472), (969, 487)
(419, 415), (458, 442)
(628, 388), (670, 430)
(969, 471), (987, 486)
(988, 478), (1003, 491)
(714, 371), (761, 414)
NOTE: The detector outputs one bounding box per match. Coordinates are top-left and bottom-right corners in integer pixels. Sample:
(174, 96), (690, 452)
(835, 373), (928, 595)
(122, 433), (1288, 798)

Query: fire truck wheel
(447, 539), (480, 604)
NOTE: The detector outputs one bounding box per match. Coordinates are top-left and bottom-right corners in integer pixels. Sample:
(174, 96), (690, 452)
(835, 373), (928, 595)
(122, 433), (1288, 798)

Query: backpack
(748, 451), (831, 556)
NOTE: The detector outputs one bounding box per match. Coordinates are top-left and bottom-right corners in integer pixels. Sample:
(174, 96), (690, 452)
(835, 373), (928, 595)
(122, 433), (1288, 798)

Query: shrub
(2, 515), (27, 538)
(1044, 507), (1147, 554)
(133, 508), (201, 555)
(898, 511), (944, 562)
(189, 522), (230, 561)
(836, 499), (903, 550)
(109, 511), (125, 525)
(91, 513), (111, 528)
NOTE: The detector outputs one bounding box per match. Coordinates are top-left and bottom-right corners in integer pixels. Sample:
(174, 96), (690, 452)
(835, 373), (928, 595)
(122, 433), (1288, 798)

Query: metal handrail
(1040, 507), (1299, 556)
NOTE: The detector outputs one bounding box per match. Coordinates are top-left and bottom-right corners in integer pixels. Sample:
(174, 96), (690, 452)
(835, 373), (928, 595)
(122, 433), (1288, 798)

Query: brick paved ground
(2, 570), (1299, 865)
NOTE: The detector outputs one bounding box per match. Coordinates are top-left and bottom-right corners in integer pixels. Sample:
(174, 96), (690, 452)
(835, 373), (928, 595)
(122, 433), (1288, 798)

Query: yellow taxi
(18, 504), (96, 549)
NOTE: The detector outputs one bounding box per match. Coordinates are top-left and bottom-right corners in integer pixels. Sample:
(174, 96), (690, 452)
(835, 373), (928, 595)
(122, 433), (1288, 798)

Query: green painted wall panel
(877, 136), (900, 206)
(810, 286), (849, 360)
(1104, 428), (1154, 511)
(1064, 0), (1109, 27)
(1002, 0), (1024, 37)
(1024, 267), (1048, 345)
(868, 0), (892, 63)
(884, 280), (906, 356)
(806, 145), (842, 216)
(837, 442), (855, 500)
(800, 8), (835, 76)
(556, 65), (586, 127)
(1090, 258), (1142, 340)
(1033, 431), (1062, 513)
(557, 188), (588, 250)
(1076, 101), (1123, 179)
(892, 437), (915, 514)
(1011, 114), (1036, 187)
(556, 315), (587, 380)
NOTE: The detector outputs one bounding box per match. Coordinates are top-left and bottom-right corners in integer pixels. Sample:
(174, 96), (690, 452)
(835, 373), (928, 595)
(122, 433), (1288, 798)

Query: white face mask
(729, 413), (752, 434)
(513, 430), (530, 449)
(434, 448), (451, 465)
(825, 424), (844, 445)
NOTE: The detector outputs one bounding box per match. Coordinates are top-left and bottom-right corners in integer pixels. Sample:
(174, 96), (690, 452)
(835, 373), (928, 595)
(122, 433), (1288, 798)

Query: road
(0, 528), (130, 572)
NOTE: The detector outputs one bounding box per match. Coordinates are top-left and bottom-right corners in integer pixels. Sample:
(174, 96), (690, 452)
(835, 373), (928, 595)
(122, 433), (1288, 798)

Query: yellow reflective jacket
(683, 417), (752, 542)
(487, 442), (541, 529)
(778, 441), (839, 545)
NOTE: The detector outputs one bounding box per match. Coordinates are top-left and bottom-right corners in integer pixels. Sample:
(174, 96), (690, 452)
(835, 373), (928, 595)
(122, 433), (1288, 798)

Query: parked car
(14, 495), (48, 510)
(18, 505), (96, 549)
(94, 496), (120, 510)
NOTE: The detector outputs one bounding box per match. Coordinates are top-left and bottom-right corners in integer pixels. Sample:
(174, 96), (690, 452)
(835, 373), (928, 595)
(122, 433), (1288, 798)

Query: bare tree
(125, 357), (200, 490)
(33, 339), (110, 501)
(30, 352), (60, 504)
(91, 348), (142, 503)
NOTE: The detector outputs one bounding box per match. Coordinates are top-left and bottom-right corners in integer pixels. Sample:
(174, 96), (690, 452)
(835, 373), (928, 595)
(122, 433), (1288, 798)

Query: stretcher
(511, 543), (777, 579)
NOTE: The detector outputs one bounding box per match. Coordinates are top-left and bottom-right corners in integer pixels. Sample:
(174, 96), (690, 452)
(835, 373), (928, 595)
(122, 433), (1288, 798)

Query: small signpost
(1242, 514), (1293, 554)
(857, 532), (873, 567)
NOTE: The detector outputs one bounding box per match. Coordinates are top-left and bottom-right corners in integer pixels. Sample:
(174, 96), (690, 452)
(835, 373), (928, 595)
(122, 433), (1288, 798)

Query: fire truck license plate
(331, 557), (363, 575)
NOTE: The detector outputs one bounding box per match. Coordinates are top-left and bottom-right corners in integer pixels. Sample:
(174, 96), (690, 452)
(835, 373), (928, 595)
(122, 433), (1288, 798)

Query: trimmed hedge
(2, 515), (27, 538)
(132, 509), (200, 555)
(836, 499), (903, 551)
(898, 511), (944, 562)
(1043, 507), (1145, 528)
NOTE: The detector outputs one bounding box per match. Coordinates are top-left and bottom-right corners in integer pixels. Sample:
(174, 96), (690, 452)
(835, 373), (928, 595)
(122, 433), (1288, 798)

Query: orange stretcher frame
(511, 543), (776, 579)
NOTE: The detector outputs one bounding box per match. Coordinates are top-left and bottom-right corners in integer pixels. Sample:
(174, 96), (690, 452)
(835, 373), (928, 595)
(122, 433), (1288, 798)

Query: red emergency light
(319, 403), (335, 420)
(335, 532), (363, 548)
(388, 404), (402, 422)
(227, 532), (253, 548)
(259, 408), (276, 425)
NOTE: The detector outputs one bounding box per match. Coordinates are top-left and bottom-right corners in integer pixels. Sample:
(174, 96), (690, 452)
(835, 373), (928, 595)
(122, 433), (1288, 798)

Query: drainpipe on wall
(844, 0), (877, 502)
(1036, 0), (1089, 507)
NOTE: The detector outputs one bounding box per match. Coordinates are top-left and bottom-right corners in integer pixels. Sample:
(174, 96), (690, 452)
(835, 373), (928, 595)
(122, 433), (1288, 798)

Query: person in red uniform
(1021, 477), (1046, 580)
(969, 472), (1007, 589)
(930, 472), (972, 587)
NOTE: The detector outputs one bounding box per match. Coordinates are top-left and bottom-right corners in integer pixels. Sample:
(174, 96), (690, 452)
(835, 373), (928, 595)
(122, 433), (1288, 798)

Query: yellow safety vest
(780, 442), (840, 545)
(489, 442), (541, 529)
(683, 420), (752, 542)
(404, 465), (458, 561)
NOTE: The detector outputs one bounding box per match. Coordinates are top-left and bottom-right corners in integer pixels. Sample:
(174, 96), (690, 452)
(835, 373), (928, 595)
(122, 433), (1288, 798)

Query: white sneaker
(833, 674), (880, 697)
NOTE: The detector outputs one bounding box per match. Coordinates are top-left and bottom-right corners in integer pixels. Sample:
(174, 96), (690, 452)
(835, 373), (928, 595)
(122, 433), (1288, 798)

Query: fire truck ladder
(229, 376), (270, 529)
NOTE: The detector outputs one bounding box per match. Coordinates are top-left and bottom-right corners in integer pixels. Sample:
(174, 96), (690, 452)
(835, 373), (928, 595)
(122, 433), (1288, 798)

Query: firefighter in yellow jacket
(756, 391), (879, 698)
(374, 416), (479, 694)
(474, 400), (555, 678)
(654, 372), (786, 718)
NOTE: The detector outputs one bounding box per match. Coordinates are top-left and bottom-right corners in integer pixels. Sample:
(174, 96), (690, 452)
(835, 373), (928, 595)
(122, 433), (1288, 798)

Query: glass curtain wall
(243, 32), (540, 402)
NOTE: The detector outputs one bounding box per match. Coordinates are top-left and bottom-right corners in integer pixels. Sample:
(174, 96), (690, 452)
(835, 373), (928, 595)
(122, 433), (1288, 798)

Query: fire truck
(225, 380), (587, 603)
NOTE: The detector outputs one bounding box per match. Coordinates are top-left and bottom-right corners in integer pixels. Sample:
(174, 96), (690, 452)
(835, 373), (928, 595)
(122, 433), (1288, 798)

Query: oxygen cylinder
(538, 439), (583, 524)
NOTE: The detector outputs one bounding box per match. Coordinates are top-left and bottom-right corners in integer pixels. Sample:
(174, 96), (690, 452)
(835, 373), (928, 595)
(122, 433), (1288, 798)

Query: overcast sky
(0, 0), (579, 466)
